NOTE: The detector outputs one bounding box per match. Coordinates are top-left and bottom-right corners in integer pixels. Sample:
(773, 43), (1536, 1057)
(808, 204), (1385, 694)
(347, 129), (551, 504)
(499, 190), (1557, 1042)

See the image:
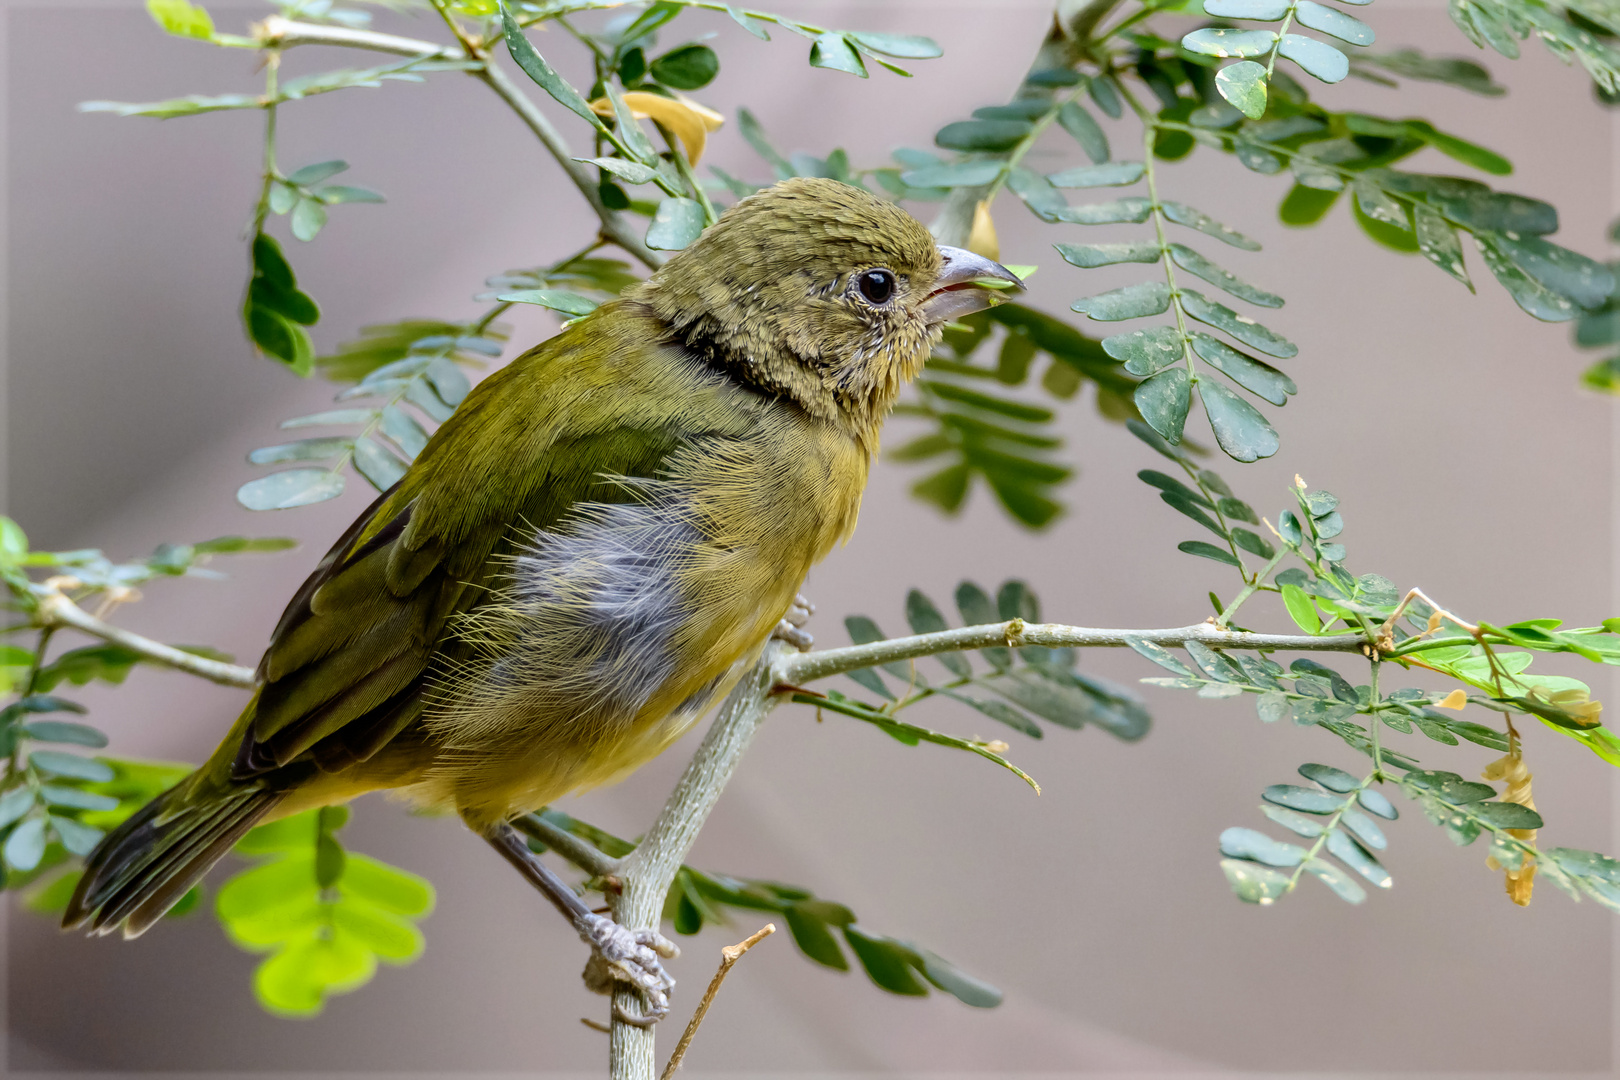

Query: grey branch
(512, 813), (621, 879)
(608, 643), (791, 1076)
(34, 592), (257, 689)
(783, 620), (1372, 684)
(257, 17), (663, 270)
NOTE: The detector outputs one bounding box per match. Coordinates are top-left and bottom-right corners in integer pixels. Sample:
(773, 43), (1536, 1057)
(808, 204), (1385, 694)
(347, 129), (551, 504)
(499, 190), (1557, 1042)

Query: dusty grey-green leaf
(1047, 162), (1145, 188)
(1169, 244), (1283, 307)
(1056, 242), (1161, 269)
(1180, 290), (1298, 358)
(1182, 27), (1278, 57)
(1072, 281), (1170, 321)
(1161, 201), (1262, 250)
(1294, 1), (1375, 45)
(1103, 325), (1184, 375)
(237, 469), (345, 511)
(1057, 198), (1153, 225)
(1134, 366), (1192, 442)
(1279, 34), (1349, 83)
(1190, 333), (1296, 405)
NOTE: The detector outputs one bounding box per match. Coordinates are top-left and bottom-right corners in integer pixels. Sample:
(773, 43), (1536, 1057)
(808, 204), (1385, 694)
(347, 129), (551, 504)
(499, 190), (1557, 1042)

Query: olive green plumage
(65, 178), (1017, 938)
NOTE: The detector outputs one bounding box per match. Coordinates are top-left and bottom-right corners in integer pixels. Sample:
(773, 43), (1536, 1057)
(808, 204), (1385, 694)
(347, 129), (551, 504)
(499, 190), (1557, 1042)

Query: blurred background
(3, 0), (1618, 1073)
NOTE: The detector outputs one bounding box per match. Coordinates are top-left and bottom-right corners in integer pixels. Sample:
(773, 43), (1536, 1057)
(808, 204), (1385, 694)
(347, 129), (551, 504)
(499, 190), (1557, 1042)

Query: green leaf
(1179, 540), (1241, 566)
(30, 751), (115, 782)
(1340, 808), (1388, 850)
(237, 469), (345, 511)
(1089, 76), (1123, 119)
(1175, 248), (1286, 312)
(1134, 367), (1192, 443)
(287, 160), (348, 187)
(650, 43), (719, 89)
(23, 721), (109, 748)
(847, 32), (943, 58)
(495, 289), (599, 316)
(255, 934), (377, 1017)
(1072, 282), (1170, 321)
(1479, 232), (1614, 319)
(645, 198), (707, 251)
(51, 815), (104, 857)
(1279, 183), (1340, 226)
(577, 156), (660, 185)
(500, 2), (600, 123)
(1412, 206), (1473, 290)
(911, 947), (1003, 1007)
(0, 789), (34, 830)
(1181, 28), (1278, 57)
(905, 590), (970, 677)
(1103, 325), (1184, 375)
(1198, 380), (1279, 462)
(1281, 584), (1322, 633)
(1304, 856), (1367, 902)
(1220, 858), (1292, 903)
(1405, 121), (1510, 175)
(785, 904), (849, 968)
(1294, 1), (1375, 45)
(5, 818), (47, 872)
(1359, 788), (1399, 819)
(1056, 101), (1110, 163)
(899, 161), (1004, 188)
(1126, 637), (1195, 676)
(737, 108), (793, 180)
(145, 0), (213, 39)
(844, 927), (929, 995)
(1161, 201), (1262, 250)
(332, 902), (424, 962)
(1216, 61), (1269, 119)
(1190, 333), (1296, 404)
(796, 692), (1039, 792)
(1256, 691), (1294, 723)
(1278, 34), (1349, 83)
(342, 853), (435, 916)
(39, 785), (119, 811)
(316, 184), (385, 205)
(1057, 198), (1155, 225)
(1204, 0), (1290, 17)
(1047, 162), (1145, 188)
(247, 437), (351, 466)
(1180, 290), (1298, 358)
(1220, 826), (1307, 867)
(1470, 801), (1544, 829)
(1005, 168), (1069, 221)
(809, 33), (868, 78)
(935, 120), (1030, 152)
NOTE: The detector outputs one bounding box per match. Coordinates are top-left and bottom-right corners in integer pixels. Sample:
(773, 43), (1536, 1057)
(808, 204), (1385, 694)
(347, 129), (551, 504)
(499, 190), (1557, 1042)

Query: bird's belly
(412, 491), (802, 824)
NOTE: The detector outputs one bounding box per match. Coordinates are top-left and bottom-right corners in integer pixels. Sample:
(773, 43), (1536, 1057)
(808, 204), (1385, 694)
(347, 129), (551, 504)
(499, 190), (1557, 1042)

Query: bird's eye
(856, 269), (896, 305)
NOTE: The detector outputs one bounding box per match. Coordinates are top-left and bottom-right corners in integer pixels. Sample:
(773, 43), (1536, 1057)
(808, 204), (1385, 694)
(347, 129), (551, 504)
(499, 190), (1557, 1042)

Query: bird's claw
(577, 912), (677, 1024)
(773, 593), (815, 652)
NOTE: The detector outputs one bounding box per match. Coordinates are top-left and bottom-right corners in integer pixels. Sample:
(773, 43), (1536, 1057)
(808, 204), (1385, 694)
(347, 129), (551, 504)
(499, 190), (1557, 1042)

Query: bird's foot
(773, 593), (815, 652)
(577, 912), (678, 1027)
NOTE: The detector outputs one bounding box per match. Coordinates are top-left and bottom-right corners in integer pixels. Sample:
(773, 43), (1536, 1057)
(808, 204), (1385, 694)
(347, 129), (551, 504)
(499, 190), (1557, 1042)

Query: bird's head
(631, 177), (1023, 445)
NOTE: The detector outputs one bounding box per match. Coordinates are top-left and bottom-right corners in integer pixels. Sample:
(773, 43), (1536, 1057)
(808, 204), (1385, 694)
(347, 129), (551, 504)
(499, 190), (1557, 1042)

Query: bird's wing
(234, 305), (758, 777)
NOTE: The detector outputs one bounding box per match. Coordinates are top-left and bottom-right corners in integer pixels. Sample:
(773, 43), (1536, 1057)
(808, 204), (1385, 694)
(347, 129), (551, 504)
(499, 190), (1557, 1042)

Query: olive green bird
(64, 177), (1020, 1020)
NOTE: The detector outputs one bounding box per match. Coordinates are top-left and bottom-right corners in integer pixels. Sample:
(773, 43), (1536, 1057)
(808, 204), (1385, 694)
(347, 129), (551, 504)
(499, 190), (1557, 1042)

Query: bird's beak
(922, 245), (1026, 324)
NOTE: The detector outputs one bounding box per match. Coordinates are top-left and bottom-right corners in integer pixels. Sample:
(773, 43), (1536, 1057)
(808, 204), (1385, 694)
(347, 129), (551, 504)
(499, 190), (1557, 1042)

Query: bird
(63, 176), (1022, 1021)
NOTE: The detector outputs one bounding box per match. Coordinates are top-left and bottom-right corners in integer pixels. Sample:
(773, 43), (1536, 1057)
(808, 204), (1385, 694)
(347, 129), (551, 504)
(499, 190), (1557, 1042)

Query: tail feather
(65, 782), (282, 938)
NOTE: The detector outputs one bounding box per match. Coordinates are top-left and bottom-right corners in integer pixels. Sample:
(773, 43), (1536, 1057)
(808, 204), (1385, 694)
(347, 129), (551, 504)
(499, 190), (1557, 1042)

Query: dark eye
(857, 269), (896, 305)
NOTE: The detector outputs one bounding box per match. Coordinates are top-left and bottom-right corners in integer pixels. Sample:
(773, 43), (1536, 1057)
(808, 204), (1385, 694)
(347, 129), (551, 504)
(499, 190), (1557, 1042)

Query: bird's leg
(772, 592), (815, 652)
(476, 819), (677, 1025)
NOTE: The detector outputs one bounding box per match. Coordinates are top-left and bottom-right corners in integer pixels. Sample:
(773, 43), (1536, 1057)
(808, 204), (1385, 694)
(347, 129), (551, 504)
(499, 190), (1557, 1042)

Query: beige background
(2, 0), (1617, 1074)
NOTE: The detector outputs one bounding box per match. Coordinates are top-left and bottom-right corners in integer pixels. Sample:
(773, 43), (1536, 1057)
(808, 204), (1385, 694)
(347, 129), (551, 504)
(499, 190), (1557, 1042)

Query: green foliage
(218, 806), (433, 1017)
(525, 810), (1001, 1008)
(822, 579), (1151, 763)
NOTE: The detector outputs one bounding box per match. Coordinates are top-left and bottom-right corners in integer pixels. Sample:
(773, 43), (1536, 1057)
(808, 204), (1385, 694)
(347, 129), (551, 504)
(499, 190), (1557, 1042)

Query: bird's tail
(63, 776), (283, 939)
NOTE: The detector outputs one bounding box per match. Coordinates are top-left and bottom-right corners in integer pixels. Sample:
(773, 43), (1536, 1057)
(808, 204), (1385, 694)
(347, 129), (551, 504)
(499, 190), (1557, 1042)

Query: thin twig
(660, 923), (776, 1079)
(33, 591), (257, 689)
(783, 621), (1372, 684)
(512, 812), (621, 878)
(257, 17), (662, 270)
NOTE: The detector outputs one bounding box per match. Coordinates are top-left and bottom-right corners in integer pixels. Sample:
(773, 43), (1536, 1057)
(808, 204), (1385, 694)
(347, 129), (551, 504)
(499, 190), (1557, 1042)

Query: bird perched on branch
(64, 177), (1021, 1022)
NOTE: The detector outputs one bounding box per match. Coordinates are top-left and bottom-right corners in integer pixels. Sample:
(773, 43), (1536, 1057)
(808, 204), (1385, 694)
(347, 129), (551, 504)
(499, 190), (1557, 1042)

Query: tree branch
(783, 621), (1373, 684)
(33, 592), (257, 689)
(659, 923), (776, 1079)
(512, 812), (621, 878)
(256, 16), (663, 270)
(608, 643), (791, 1076)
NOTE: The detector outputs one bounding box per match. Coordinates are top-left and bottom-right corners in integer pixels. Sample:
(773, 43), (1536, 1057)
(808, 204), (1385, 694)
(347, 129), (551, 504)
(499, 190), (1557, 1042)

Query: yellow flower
(587, 92), (724, 165)
(1482, 752), (1537, 906)
(967, 199), (1000, 262)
